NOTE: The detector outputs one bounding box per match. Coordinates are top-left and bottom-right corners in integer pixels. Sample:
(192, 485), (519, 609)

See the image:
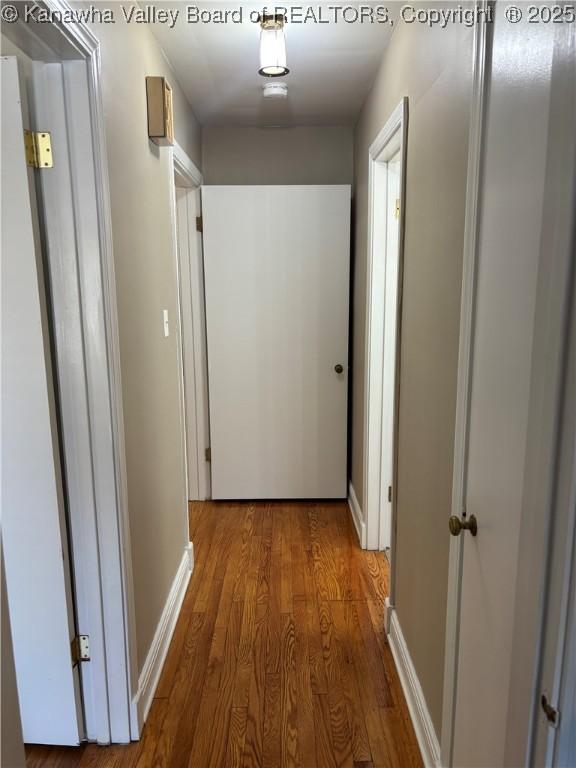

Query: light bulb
(259, 15), (289, 78)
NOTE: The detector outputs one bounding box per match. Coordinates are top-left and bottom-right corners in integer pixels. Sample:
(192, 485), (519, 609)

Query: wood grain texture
(26, 501), (422, 768)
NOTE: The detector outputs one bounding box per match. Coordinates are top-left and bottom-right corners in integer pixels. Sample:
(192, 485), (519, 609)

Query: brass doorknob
(334, 364), (344, 374)
(449, 514), (478, 537)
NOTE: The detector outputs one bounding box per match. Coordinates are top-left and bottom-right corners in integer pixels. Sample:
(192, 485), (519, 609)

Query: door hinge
(395, 199), (401, 219)
(71, 635), (90, 666)
(205, 447), (211, 462)
(24, 130), (53, 169)
(541, 694), (560, 728)
(388, 485), (392, 503)
(196, 216), (203, 233)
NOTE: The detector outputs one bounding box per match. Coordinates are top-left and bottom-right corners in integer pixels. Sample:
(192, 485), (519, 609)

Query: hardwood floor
(26, 501), (422, 768)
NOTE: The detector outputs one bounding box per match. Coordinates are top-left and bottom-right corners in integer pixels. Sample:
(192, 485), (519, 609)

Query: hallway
(27, 502), (422, 767)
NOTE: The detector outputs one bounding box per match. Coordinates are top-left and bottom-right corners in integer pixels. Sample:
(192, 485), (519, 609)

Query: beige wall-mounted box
(145, 76), (174, 146)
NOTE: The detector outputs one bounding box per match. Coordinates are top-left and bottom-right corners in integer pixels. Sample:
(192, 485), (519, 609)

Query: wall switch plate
(163, 309), (170, 337)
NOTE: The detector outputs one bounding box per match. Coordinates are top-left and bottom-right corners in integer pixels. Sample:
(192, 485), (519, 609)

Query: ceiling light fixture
(258, 13), (289, 78)
(262, 82), (288, 99)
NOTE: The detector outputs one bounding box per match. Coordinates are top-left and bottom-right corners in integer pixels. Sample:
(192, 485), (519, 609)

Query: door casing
(171, 143), (211, 503)
(363, 97), (408, 557)
(440, 5), (491, 762)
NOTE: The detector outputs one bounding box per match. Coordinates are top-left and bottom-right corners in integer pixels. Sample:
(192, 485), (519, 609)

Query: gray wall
(202, 125), (353, 185)
(351, 23), (473, 734)
(88, 17), (201, 670)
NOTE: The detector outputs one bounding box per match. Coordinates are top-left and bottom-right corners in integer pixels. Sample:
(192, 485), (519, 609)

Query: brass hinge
(541, 694), (560, 728)
(71, 635), (90, 666)
(388, 485), (392, 503)
(196, 216), (203, 233)
(395, 199), (401, 219)
(24, 130), (53, 169)
(205, 447), (211, 462)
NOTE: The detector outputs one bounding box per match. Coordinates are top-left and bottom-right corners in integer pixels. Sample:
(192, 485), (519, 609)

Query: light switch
(163, 309), (170, 337)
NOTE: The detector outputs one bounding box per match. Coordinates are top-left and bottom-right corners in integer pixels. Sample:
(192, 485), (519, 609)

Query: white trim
(171, 144), (211, 502)
(4, 0), (137, 744)
(173, 140), (203, 188)
(347, 482), (367, 548)
(175, 189), (199, 499)
(167, 153), (195, 542)
(132, 546), (194, 728)
(388, 610), (441, 768)
(363, 97), (408, 562)
(87, 35), (140, 745)
(369, 100), (406, 159)
(189, 194), (211, 500)
(87, 38), (140, 749)
(440, 6), (490, 765)
(185, 540), (195, 571)
(384, 596), (393, 634)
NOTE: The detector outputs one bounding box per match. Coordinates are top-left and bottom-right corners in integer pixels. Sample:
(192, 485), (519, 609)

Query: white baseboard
(348, 482), (367, 548)
(388, 610), (441, 768)
(131, 543), (194, 733)
(384, 596), (393, 634)
(185, 540), (194, 570)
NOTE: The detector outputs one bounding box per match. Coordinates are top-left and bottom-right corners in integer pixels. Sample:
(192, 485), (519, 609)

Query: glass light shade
(259, 24), (289, 77)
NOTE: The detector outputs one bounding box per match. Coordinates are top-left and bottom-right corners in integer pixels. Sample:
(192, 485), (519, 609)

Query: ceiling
(150, 3), (395, 126)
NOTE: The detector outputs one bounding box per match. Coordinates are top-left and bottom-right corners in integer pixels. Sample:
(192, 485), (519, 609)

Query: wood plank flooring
(26, 501), (422, 768)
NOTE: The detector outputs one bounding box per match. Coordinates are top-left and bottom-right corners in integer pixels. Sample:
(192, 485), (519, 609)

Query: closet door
(202, 185), (350, 499)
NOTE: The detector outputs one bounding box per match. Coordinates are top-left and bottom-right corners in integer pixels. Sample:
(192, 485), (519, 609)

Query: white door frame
(440, 6), (491, 765)
(3, 0), (137, 744)
(170, 143), (211, 503)
(363, 98), (408, 554)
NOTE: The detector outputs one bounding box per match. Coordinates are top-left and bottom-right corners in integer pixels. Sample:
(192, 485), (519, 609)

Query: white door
(202, 185), (350, 499)
(447, 12), (557, 767)
(378, 151), (401, 551)
(1, 56), (83, 745)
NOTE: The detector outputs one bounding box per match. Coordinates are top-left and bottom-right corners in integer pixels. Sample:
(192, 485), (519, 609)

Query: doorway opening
(363, 98), (408, 560)
(171, 143), (211, 503)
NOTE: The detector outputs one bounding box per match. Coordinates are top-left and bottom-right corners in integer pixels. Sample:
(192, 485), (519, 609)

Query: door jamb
(363, 96), (408, 562)
(3, 0), (138, 744)
(170, 142), (211, 505)
(440, 5), (491, 765)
